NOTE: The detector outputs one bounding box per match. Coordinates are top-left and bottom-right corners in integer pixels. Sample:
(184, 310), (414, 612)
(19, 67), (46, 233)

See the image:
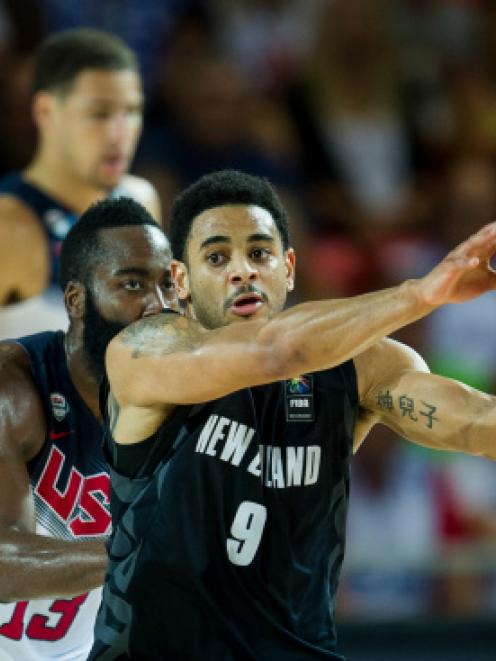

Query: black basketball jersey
(90, 364), (358, 660)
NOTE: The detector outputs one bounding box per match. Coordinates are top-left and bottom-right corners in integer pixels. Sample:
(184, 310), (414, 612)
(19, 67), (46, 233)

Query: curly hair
(59, 196), (160, 290)
(169, 170), (290, 261)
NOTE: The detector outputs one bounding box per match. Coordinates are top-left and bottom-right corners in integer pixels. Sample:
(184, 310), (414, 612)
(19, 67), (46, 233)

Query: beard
(82, 290), (127, 382)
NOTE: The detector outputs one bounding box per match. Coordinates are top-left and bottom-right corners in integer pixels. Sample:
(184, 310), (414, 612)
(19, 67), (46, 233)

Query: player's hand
(416, 221), (496, 306)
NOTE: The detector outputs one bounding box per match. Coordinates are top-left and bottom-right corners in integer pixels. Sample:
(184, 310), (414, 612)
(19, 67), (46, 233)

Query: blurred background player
(0, 28), (161, 337)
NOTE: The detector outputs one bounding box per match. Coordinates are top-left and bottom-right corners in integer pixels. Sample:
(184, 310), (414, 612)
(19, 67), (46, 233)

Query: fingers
(452, 222), (496, 262)
(450, 254), (479, 267)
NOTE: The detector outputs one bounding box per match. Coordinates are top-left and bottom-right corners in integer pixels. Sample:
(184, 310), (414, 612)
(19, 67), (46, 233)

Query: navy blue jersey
(15, 331), (110, 538)
(0, 173), (78, 288)
(90, 364), (358, 660)
(0, 331), (110, 660)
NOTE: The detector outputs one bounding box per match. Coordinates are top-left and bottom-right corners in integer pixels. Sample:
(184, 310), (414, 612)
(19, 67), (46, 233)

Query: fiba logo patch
(287, 375), (311, 395)
(285, 375), (314, 421)
(50, 392), (70, 422)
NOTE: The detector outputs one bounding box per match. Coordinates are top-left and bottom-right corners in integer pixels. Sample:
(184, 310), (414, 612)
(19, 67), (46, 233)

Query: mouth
(229, 293), (265, 317)
(101, 154), (127, 176)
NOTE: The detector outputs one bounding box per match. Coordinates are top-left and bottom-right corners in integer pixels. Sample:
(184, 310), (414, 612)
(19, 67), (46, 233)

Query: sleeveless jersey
(0, 173), (78, 289)
(0, 173), (128, 339)
(0, 173), (131, 290)
(90, 364), (358, 660)
(0, 331), (110, 661)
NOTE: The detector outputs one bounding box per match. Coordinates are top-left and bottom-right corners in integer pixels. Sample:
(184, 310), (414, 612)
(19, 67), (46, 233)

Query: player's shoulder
(357, 337), (428, 372)
(0, 340), (43, 412)
(0, 340), (47, 456)
(118, 175), (161, 218)
(109, 310), (199, 360)
(0, 194), (40, 230)
(354, 337), (429, 400)
(0, 340), (34, 382)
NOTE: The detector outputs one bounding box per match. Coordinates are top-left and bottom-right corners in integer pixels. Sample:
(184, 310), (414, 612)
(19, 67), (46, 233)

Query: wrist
(399, 278), (438, 316)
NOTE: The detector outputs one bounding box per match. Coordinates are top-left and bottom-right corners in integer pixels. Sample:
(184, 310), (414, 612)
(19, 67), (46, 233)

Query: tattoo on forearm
(376, 390), (439, 429)
(119, 313), (204, 359)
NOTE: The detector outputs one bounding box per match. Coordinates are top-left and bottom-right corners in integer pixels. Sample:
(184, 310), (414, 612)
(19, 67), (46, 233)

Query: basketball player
(0, 28), (160, 335)
(0, 197), (176, 660)
(91, 170), (496, 660)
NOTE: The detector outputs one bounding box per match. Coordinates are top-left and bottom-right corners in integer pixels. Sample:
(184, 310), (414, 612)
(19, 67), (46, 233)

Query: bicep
(108, 337), (269, 407)
(355, 338), (487, 453)
(0, 410), (40, 533)
(0, 455), (36, 532)
(106, 315), (281, 407)
(0, 347), (46, 531)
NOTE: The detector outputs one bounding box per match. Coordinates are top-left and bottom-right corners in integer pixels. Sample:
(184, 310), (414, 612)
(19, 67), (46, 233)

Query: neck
(25, 152), (111, 215)
(64, 328), (102, 421)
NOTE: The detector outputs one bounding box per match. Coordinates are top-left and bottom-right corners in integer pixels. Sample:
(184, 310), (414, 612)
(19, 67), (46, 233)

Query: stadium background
(1, 1), (496, 657)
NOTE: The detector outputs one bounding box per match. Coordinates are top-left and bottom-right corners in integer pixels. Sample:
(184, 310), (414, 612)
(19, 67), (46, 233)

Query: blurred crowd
(1, 0), (496, 623)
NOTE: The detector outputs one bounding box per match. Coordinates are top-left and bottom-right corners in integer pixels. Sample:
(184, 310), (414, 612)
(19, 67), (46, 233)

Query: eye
(207, 252), (226, 266)
(90, 110), (112, 120)
(123, 279), (143, 291)
(250, 248), (271, 261)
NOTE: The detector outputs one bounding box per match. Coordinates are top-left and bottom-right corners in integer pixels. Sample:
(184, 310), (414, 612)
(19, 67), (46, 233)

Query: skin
(0, 224), (177, 601)
(107, 204), (496, 464)
(0, 67), (161, 304)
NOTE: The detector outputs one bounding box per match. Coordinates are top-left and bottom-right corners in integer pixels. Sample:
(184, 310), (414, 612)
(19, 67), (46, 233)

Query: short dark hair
(169, 170), (290, 261)
(32, 28), (138, 95)
(59, 197), (160, 290)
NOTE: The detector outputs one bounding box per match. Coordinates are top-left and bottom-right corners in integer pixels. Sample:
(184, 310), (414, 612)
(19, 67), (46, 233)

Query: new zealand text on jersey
(195, 414), (321, 488)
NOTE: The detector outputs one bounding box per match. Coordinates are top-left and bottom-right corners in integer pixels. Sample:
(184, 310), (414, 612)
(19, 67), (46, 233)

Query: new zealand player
(92, 170), (496, 660)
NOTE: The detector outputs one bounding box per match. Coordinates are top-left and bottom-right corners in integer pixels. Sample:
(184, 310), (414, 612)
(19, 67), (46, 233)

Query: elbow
(255, 331), (308, 382)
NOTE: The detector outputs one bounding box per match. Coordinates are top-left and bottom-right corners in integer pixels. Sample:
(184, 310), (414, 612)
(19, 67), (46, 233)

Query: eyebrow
(111, 267), (152, 277)
(248, 233), (274, 243)
(199, 233), (275, 251)
(86, 97), (144, 108)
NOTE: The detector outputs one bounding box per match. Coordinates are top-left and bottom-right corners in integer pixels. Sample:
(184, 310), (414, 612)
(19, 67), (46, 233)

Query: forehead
(95, 225), (171, 273)
(64, 68), (142, 104)
(189, 204), (279, 248)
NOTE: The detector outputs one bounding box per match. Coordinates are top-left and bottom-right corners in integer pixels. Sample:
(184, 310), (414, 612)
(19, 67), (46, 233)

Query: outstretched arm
(107, 222), (496, 409)
(354, 338), (496, 459)
(0, 344), (107, 601)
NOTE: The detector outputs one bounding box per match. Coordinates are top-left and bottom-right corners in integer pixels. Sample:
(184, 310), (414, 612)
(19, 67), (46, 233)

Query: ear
(171, 259), (191, 302)
(32, 91), (56, 131)
(64, 281), (86, 319)
(284, 248), (296, 292)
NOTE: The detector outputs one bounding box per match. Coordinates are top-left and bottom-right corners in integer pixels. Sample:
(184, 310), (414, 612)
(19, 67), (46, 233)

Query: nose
(228, 255), (258, 286)
(142, 284), (167, 317)
(105, 113), (127, 144)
